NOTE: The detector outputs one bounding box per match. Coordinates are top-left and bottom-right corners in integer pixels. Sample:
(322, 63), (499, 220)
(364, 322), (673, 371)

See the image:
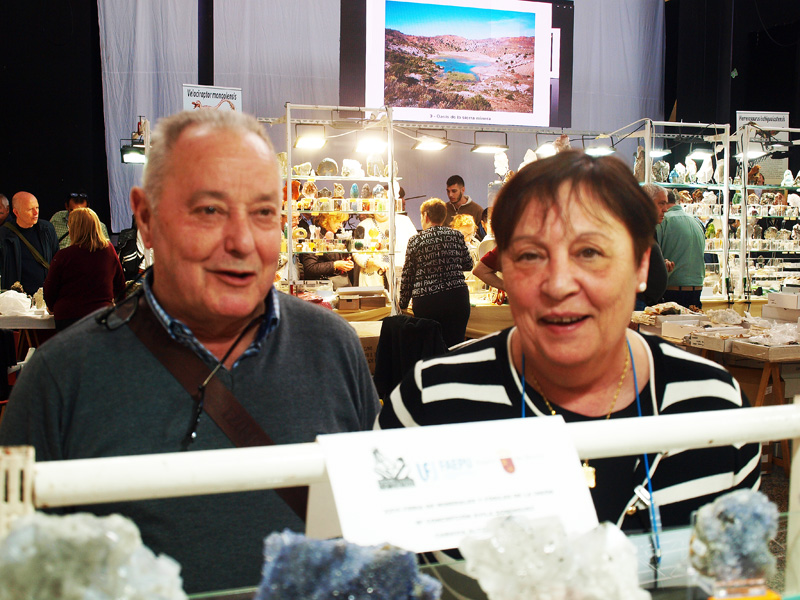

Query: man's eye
(203, 206), (218, 215)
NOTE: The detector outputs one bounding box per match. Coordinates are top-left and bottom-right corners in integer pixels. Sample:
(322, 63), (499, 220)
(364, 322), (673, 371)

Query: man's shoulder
(38, 220), (57, 235)
(50, 210), (68, 223)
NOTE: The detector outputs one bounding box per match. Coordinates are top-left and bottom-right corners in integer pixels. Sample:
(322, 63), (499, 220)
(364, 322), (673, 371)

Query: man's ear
(130, 187), (153, 249)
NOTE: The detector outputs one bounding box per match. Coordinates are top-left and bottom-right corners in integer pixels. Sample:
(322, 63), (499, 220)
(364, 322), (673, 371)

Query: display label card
(182, 84), (242, 112)
(315, 417), (597, 552)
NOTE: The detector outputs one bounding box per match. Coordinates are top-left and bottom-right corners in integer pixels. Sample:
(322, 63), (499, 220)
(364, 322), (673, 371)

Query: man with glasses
(50, 192), (109, 249)
(0, 110), (380, 593)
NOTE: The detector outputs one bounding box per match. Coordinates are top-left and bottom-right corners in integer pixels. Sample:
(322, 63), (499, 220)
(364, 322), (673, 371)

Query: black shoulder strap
(126, 297), (308, 520)
(2, 221), (50, 269)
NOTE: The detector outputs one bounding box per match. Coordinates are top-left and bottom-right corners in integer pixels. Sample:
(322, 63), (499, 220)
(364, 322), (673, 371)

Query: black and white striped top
(378, 328), (761, 529)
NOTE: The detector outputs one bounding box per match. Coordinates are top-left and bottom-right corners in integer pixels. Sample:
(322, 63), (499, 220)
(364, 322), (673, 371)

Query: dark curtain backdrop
(0, 1), (109, 230)
(2, 1), (799, 233)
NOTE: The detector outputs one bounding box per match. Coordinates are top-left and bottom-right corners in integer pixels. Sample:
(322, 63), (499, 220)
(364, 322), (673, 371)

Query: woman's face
(501, 186), (649, 370)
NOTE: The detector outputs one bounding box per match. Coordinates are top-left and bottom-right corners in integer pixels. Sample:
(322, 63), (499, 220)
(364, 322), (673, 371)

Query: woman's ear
(636, 245), (652, 285)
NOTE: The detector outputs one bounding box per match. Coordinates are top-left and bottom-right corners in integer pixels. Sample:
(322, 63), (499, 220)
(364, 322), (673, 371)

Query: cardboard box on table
(337, 287), (388, 310)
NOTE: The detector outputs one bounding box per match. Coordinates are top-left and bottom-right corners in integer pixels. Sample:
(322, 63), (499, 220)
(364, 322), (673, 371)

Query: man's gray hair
(0, 194), (8, 208)
(641, 183), (664, 200)
(142, 110), (276, 208)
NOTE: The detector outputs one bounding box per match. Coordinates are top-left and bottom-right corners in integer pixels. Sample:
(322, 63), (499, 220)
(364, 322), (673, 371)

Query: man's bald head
(12, 192), (40, 228)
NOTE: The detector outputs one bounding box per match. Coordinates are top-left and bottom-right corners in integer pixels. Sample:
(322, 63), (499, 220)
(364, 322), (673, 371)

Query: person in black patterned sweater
(400, 198), (474, 346)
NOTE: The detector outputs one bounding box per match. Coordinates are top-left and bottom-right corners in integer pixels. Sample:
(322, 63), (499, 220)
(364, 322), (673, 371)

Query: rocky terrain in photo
(384, 28), (535, 113)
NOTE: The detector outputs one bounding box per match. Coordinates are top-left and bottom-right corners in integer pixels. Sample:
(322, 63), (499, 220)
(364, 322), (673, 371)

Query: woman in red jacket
(44, 207), (125, 330)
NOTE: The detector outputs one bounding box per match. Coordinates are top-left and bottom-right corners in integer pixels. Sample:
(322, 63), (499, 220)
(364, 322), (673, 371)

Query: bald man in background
(0, 192), (59, 293)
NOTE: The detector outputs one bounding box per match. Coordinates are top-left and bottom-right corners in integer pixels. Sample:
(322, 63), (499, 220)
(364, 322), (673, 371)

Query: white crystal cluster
(459, 517), (650, 600)
(0, 512), (187, 600)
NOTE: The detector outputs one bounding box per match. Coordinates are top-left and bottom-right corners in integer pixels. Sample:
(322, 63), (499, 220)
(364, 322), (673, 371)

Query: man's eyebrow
(189, 190), (227, 202)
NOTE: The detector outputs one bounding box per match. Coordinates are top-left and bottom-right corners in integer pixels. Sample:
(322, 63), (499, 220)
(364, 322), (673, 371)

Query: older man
(0, 191), (59, 294)
(0, 110), (379, 593)
(656, 187), (706, 308)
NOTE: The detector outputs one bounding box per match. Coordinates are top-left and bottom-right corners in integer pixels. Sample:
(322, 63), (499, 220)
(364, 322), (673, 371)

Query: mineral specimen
(0, 512), (187, 600)
(254, 530), (441, 600)
(633, 146), (645, 182)
(350, 183), (359, 198)
(689, 489), (778, 583)
(333, 183), (345, 199)
(360, 183), (371, 198)
(459, 516), (649, 600)
(781, 169), (794, 186)
(317, 158), (338, 177)
(696, 156), (714, 184)
(652, 160), (670, 183)
(342, 159), (365, 178)
(366, 154), (385, 177)
(685, 158), (698, 184)
(292, 162), (313, 177)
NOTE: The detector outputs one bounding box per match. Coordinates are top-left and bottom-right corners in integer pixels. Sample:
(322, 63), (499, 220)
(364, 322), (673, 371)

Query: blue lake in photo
(434, 57), (492, 81)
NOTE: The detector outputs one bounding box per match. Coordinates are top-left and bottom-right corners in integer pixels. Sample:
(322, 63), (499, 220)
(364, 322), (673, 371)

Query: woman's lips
(540, 314), (589, 325)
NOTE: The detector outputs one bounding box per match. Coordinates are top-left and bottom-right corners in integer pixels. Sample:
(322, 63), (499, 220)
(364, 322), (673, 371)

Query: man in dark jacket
(0, 191), (59, 294)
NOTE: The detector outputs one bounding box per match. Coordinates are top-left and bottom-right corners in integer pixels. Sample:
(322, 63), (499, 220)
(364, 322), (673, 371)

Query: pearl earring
(637, 282), (647, 293)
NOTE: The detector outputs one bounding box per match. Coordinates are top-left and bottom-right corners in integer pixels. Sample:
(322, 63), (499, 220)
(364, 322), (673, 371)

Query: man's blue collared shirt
(143, 272), (280, 369)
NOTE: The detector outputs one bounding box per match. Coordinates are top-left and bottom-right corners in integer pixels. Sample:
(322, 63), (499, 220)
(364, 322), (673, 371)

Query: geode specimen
(689, 489), (778, 583)
(317, 158), (338, 177)
(0, 512), (187, 600)
(254, 530), (440, 600)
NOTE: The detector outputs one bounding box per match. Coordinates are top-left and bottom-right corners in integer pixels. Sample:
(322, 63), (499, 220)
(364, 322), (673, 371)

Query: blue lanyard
(519, 337), (662, 564)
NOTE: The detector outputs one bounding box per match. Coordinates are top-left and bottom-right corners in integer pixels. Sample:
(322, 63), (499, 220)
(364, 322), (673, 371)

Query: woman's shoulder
(639, 332), (742, 409)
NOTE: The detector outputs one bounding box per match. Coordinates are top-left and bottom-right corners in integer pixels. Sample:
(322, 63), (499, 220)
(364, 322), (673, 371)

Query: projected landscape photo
(384, 1), (536, 113)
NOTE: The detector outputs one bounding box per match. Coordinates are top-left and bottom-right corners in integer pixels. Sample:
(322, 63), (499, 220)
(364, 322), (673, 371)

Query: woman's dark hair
(492, 150), (657, 262)
(420, 198), (447, 226)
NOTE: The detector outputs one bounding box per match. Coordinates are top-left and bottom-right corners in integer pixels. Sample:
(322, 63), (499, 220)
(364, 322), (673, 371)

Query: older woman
(400, 198), (473, 347)
(43, 207), (126, 330)
(380, 151), (760, 530)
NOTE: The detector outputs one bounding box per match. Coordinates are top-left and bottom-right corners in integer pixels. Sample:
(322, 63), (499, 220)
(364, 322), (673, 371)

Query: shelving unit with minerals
(270, 103), (400, 310)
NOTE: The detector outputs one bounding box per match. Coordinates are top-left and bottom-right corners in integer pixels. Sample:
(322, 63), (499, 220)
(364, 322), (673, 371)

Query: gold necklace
(527, 350), (630, 488)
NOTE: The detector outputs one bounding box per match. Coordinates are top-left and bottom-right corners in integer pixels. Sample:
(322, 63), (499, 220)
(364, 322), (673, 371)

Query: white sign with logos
(182, 84), (242, 112)
(735, 110), (790, 185)
(311, 417), (598, 552)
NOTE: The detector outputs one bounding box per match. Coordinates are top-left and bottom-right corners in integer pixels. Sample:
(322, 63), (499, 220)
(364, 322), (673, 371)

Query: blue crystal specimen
(689, 489), (778, 581)
(255, 530), (441, 600)
(350, 183), (359, 198)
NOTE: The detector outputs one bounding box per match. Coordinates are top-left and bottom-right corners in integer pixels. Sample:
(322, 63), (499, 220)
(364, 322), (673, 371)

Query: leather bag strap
(2, 221), (50, 269)
(126, 296), (308, 519)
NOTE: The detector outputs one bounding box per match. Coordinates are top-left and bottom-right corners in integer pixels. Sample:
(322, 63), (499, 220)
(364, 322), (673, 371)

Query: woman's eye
(578, 247), (601, 258)
(517, 251), (540, 262)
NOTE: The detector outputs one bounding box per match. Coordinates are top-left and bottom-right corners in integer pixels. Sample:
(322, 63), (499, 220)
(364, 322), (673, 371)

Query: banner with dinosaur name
(182, 84), (243, 112)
